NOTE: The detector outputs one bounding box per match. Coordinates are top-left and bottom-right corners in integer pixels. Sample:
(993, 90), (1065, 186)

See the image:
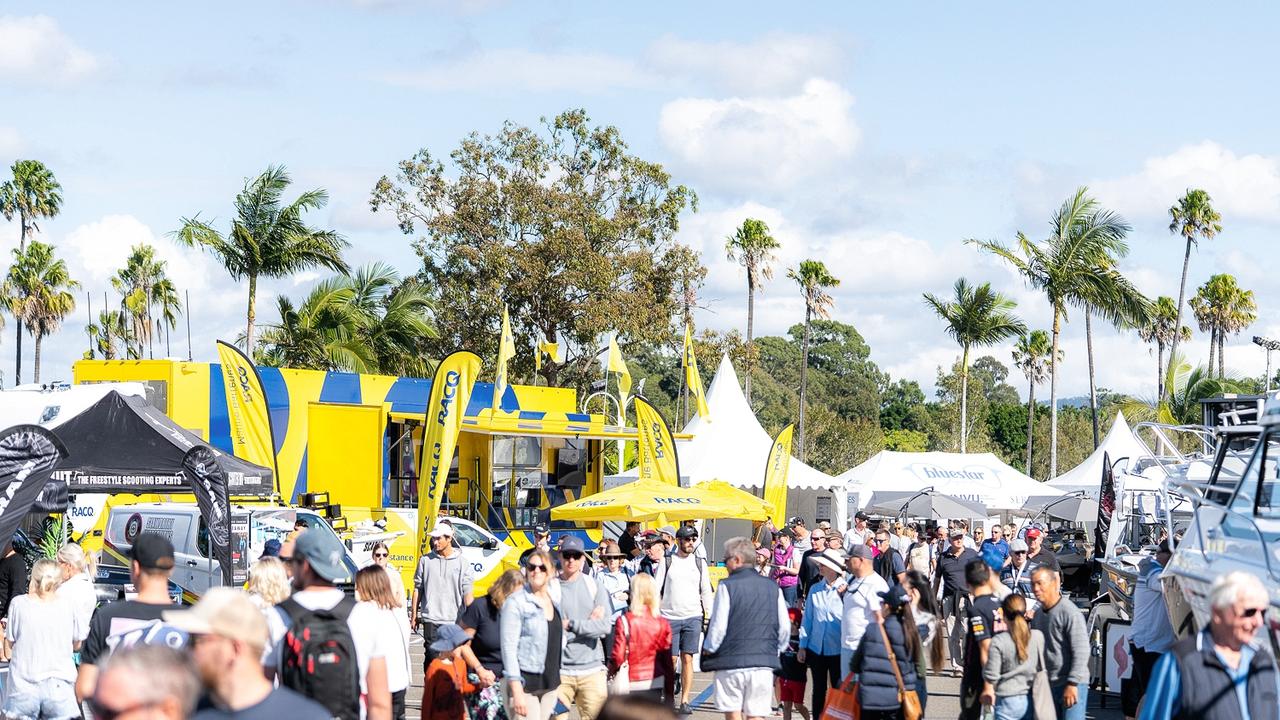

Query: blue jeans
(781, 584), (798, 606)
(1051, 683), (1088, 720)
(4, 678), (79, 720)
(995, 694), (1032, 720)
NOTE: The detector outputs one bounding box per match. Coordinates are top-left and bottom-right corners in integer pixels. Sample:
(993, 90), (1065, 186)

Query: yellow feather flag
(606, 335), (632, 400)
(493, 306), (515, 410)
(683, 324), (710, 420)
(216, 340), (280, 493)
(763, 424), (794, 528)
(417, 351), (483, 556)
(633, 397), (681, 485)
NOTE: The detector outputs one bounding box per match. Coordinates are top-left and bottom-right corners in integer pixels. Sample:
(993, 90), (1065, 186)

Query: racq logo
(651, 421), (666, 458)
(234, 367), (255, 403)
(653, 496), (700, 505)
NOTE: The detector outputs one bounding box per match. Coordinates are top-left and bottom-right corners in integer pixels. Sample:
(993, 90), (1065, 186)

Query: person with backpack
(412, 521), (475, 651)
(661, 524), (714, 715)
(269, 529), (392, 720)
(553, 535), (612, 720)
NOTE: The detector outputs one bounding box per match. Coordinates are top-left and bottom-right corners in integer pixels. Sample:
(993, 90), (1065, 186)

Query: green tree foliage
(3, 241), (79, 383)
(369, 109), (698, 395)
(787, 260), (840, 461)
(1012, 330), (1055, 476)
(879, 379), (932, 434)
(725, 217), (780, 404)
(1137, 296), (1190, 397)
(111, 244), (178, 360)
(1189, 274), (1256, 378)
(884, 429), (929, 452)
(86, 308), (128, 360)
(1167, 188), (1222, 386)
(174, 165), (349, 354)
(1, 159), (63, 385)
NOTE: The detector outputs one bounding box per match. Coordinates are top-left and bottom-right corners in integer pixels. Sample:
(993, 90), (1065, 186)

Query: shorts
(668, 616), (702, 655)
(779, 678), (807, 704)
(5, 678), (80, 720)
(713, 668), (774, 716)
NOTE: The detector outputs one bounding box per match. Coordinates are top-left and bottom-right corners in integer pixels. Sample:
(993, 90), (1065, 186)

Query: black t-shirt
(798, 549), (823, 596)
(936, 548), (981, 596)
(874, 549), (905, 584)
(81, 600), (179, 666)
(962, 594), (1004, 687)
(618, 532), (637, 558)
(194, 687), (331, 720)
(1028, 548), (1061, 573)
(457, 596), (503, 673)
(0, 553), (28, 619)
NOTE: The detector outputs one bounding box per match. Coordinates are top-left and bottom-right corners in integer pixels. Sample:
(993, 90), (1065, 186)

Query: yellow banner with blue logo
(216, 340), (280, 492)
(417, 351), (482, 555)
(683, 324), (710, 420)
(633, 397), (680, 486)
(493, 306), (515, 410)
(763, 423), (794, 528)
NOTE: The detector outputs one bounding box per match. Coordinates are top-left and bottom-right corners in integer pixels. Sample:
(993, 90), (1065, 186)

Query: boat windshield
(1224, 430), (1280, 540)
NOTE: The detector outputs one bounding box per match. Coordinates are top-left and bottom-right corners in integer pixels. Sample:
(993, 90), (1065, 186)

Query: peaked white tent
(616, 355), (845, 527)
(1048, 411), (1165, 494)
(840, 450), (1062, 512)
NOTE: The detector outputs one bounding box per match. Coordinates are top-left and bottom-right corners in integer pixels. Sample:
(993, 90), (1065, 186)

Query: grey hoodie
(556, 573), (613, 676)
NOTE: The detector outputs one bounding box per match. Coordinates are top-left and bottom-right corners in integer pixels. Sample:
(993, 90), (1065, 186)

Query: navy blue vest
(700, 567), (781, 672)
(1172, 632), (1279, 720)
(854, 615), (920, 711)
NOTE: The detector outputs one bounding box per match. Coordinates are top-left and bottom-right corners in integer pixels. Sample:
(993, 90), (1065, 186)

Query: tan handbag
(877, 619), (922, 720)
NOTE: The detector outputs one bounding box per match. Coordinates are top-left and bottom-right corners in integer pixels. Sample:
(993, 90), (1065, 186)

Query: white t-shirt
(264, 588), (391, 711)
(6, 595), (81, 690)
(56, 572), (97, 642)
(841, 573), (889, 651)
(660, 553), (713, 621)
(369, 604), (412, 693)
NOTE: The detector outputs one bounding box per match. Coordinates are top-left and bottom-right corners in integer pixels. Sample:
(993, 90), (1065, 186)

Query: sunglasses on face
(526, 563), (548, 573)
(373, 552), (389, 558)
(1241, 606), (1268, 618)
(562, 552), (584, 560)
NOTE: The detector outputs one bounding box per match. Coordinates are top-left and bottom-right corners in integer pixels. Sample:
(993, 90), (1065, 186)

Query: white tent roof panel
(840, 450), (1062, 511)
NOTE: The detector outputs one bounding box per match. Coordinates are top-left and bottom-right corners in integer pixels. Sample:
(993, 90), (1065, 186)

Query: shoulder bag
(819, 673), (861, 720)
(877, 618), (922, 720)
(1031, 639), (1056, 720)
(609, 614), (631, 694)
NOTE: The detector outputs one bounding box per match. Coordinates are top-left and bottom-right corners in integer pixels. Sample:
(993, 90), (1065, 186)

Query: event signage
(182, 445), (233, 586)
(0, 425), (67, 553)
(216, 340), (281, 491)
(763, 424), (794, 528)
(633, 397), (681, 486)
(682, 324), (710, 420)
(417, 351), (482, 556)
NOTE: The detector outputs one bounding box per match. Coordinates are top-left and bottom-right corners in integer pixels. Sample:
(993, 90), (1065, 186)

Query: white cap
(428, 521), (455, 538)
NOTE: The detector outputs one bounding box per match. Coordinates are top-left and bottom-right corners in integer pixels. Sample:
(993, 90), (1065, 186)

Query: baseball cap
(949, 529), (967, 540)
(1025, 528), (1043, 540)
(163, 587), (268, 649)
(131, 533), (175, 571)
(429, 623), (472, 653)
(816, 521), (832, 531)
(788, 516), (805, 526)
(1010, 539), (1029, 553)
(428, 521), (455, 538)
(533, 524), (550, 537)
(260, 539), (282, 559)
(559, 535), (586, 554)
(293, 527), (350, 583)
(778, 527), (796, 540)
(675, 525), (698, 540)
(756, 547), (772, 558)
(878, 584), (911, 609)
(848, 544), (873, 560)
(658, 525), (677, 537)
(855, 511), (870, 522)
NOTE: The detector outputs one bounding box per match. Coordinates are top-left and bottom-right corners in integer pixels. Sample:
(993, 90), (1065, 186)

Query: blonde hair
(356, 565), (397, 610)
(247, 557), (290, 605)
(629, 573), (660, 617)
(56, 543), (96, 577)
(29, 558), (62, 597)
(488, 569), (523, 610)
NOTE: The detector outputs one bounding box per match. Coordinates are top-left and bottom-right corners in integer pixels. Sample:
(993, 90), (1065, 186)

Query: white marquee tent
(840, 450), (1062, 512)
(616, 355), (845, 528)
(1048, 411), (1166, 496)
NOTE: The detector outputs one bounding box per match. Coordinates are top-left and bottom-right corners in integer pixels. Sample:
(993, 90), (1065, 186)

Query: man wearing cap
(632, 533), (668, 583)
(846, 512), (871, 546)
(1000, 539), (1039, 608)
(789, 518), (812, 553)
(553, 534), (612, 720)
(798, 550), (847, 716)
(411, 520), (475, 649)
(839, 544), (889, 676)
(269, 528), (392, 720)
(76, 532), (184, 704)
(166, 588), (329, 718)
(663, 525), (714, 715)
(658, 525), (678, 556)
(618, 521), (643, 559)
(797, 528), (828, 599)
(934, 528), (981, 675)
(1025, 528), (1062, 575)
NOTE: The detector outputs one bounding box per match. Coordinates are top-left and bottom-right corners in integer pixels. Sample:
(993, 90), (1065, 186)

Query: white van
(100, 503), (358, 597)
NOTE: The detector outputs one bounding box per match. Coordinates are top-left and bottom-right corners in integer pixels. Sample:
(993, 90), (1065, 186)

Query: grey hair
(98, 645), (201, 715)
(723, 537), (756, 565)
(1209, 571), (1268, 612)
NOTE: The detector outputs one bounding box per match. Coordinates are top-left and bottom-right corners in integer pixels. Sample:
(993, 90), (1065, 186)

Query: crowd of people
(0, 511), (1272, 720)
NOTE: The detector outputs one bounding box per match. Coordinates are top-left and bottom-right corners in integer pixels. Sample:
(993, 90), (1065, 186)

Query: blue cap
(261, 539), (282, 558)
(429, 623), (471, 653)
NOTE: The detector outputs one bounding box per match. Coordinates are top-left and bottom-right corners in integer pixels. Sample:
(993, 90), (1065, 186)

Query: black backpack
(278, 596), (362, 720)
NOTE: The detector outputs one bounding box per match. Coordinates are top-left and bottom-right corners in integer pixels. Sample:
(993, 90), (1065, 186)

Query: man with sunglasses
(663, 524), (714, 715)
(980, 524), (1010, 571)
(872, 529), (905, 585)
(1139, 571), (1277, 720)
(553, 535), (612, 720)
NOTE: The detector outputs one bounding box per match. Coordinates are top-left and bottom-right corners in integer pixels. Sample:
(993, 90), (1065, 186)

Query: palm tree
(87, 308), (128, 360)
(787, 260), (839, 460)
(1137, 296), (1190, 397)
(4, 241), (79, 383)
(1012, 330), (1055, 476)
(924, 279), (1026, 452)
(1076, 252), (1151, 449)
(152, 277), (182, 357)
(971, 186), (1143, 478)
(1190, 274), (1257, 378)
(111, 244), (168, 359)
(1123, 352), (1253, 426)
(173, 165), (349, 354)
(725, 218), (780, 404)
(0, 160), (63, 385)
(344, 263), (435, 377)
(1167, 189), (1222, 385)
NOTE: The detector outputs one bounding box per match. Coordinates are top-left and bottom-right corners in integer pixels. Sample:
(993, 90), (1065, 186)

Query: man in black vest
(701, 537), (790, 720)
(1139, 571), (1277, 720)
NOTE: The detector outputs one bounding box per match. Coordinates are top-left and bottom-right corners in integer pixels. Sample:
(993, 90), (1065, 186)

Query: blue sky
(4, 2), (1279, 398)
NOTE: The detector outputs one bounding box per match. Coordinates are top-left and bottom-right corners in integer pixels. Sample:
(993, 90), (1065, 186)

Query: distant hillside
(1055, 396), (1091, 409)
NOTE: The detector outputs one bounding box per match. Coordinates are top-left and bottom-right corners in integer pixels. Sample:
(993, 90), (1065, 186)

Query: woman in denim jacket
(500, 549), (566, 720)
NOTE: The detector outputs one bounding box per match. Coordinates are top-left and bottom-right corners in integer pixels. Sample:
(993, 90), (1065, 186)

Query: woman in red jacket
(608, 573), (676, 704)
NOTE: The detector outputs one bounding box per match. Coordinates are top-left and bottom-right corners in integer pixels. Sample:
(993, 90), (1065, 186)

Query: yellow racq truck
(72, 359), (647, 591)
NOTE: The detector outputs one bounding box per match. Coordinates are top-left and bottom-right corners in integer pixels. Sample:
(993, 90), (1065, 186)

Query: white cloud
(0, 15), (100, 85)
(291, 270), (321, 287)
(1092, 141), (1280, 222)
(379, 48), (651, 93)
(0, 126), (20, 155)
(659, 78), (859, 193)
(646, 33), (844, 95)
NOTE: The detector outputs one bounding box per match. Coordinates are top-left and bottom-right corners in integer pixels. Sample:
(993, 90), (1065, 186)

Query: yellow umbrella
(551, 478), (773, 523)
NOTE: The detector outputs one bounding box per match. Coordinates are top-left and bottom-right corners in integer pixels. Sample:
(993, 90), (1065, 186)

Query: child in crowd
(777, 607), (810, 720)
(422, 623), (477, 720)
